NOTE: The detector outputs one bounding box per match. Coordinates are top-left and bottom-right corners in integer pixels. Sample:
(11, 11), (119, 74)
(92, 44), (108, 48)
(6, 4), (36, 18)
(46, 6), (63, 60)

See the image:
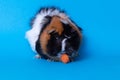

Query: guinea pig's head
(39, 16), (82, 61)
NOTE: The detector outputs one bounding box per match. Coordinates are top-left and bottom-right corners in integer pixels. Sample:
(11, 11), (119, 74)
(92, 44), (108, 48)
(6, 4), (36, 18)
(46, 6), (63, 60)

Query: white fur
(61, 38), (67, 51)
(25, 8), (69, 52)
(25, 13), (45, 52)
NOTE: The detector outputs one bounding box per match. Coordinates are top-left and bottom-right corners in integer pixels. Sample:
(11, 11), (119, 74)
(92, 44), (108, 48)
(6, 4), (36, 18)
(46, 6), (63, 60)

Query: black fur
(47, 32), (62, 56)
(34, 7), (82, 61)
(35, 39), (49, 59)
(62, 23), (81, 56)
(38, 6), (64, 14)
(46, 23), (81, 58)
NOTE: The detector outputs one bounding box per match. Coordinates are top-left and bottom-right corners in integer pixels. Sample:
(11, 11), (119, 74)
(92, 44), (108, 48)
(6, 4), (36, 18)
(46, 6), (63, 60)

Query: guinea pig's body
(26, 7), (82, 63)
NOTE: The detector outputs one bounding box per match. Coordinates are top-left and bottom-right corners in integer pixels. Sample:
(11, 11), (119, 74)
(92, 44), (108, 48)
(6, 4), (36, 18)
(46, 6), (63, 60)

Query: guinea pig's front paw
(47, 59), (56, 62)
(47, 59), (57, 62)
(35, 54), (41, 59)
(47, 59), (53, 62)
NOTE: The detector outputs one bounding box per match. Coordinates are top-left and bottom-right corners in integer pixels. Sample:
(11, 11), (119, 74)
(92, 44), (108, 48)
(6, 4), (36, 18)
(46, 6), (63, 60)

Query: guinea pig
(26, 7), (82, 63)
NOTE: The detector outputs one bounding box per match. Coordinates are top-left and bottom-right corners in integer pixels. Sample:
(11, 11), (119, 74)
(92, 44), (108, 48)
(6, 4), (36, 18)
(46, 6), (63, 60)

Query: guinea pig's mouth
(57, 50), (79, 60)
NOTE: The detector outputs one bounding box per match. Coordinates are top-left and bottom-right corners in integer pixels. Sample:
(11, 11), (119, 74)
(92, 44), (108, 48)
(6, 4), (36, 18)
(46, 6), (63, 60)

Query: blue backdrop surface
(0, 0), (120, 80)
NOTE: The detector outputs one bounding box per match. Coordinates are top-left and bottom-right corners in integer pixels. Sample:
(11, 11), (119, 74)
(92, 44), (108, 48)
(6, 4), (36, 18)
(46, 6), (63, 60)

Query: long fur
(26, 7), (82, 62)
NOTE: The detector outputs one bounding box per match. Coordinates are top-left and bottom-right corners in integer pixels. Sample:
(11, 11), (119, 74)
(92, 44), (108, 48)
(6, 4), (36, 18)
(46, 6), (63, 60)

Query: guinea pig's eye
(52, 33), (59, 40)
(55, 36), (59, 40)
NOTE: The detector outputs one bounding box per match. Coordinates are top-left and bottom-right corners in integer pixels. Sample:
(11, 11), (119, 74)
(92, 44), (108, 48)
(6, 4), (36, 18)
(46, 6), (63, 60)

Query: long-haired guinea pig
(26, 7), (82, 63)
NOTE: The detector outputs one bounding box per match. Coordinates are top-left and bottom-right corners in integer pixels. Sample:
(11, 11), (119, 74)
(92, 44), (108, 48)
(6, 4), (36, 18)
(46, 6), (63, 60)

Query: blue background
(0, 0), (120, 80)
